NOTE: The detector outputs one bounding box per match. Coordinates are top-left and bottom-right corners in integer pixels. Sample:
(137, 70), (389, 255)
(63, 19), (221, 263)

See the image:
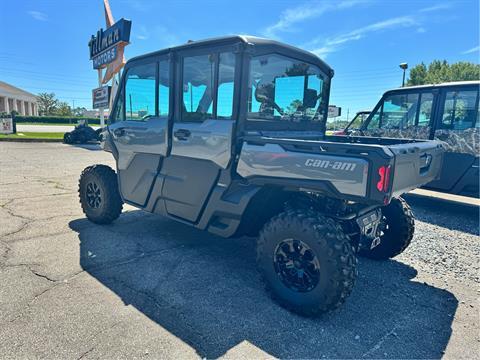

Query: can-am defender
(78, 36), (444, 316)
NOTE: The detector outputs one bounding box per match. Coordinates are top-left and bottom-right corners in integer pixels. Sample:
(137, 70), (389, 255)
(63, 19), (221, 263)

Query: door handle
(174, 129), (191, 140)
(113, 128), (125, 137)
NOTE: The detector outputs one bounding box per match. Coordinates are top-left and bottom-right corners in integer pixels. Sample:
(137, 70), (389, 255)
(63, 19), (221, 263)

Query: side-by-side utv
(78, 36), (444, 316)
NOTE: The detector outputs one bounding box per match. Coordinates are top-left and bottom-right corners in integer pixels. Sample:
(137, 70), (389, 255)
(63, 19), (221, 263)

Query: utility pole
(399, 62), (408, 87)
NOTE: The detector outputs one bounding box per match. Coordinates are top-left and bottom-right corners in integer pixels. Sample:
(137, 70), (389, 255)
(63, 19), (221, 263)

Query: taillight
(376, 165), (391, 192)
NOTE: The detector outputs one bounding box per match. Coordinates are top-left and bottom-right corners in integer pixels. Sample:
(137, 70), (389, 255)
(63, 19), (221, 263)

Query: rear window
(247, 54), (328, 123)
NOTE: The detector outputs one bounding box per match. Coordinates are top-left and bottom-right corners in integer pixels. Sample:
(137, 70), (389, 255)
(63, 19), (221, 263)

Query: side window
(182, 54), (214, 122)
(112, 87), (124, 122)
(158, 59), (169, 117)
(417, 92), (434, 127)
(125, 63), (156, 121)
(381, 93), (419, 129)
(217, 52), (236, 119)
(441, 90), (478, 130)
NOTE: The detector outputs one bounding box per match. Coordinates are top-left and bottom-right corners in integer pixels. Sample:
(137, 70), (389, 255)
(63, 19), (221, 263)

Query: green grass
(0, 132), (64, 139)
(17, 122), (76, 126)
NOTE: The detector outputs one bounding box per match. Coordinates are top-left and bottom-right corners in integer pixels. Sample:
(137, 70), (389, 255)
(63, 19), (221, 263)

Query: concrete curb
(0, 137), (64, 143)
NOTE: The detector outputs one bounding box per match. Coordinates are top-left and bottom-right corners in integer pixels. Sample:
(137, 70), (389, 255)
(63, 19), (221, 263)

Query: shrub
(13, 116), (101, 125)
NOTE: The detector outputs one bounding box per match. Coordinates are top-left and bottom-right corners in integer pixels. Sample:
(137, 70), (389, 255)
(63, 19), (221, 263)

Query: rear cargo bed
(237, 134), (445, 205)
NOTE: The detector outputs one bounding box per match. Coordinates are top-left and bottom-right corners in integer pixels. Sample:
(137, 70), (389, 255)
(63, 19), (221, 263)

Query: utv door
(109, 58), (171, 207)
(428, 85), (480, 197)
(160, 50), (238, 222)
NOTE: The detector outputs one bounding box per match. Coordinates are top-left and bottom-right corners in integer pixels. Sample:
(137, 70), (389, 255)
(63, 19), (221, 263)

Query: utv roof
(127, 35), (333, 76)
(386, 80), (480, 93)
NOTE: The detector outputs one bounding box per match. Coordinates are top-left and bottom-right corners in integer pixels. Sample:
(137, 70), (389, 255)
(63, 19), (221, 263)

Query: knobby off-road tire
(257, 209), (358, 317)
(79, 165), (123, 224)
(63, 133), (73, 144)
(359, 196), (414, 260)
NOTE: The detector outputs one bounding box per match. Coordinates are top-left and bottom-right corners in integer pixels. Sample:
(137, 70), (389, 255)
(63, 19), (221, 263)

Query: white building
(0, 81), (39, 116)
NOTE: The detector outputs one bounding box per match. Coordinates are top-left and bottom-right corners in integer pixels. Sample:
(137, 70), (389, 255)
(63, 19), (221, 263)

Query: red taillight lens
(376, 165), (391, 192)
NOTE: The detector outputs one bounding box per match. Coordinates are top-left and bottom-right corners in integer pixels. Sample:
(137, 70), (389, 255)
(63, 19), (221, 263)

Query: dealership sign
(88, 18), (131, 69)
(92, 47), (117, 69)
(328, 105), (342, 118)
(0, 116), (14, 134)
(92, 86), (112, 109)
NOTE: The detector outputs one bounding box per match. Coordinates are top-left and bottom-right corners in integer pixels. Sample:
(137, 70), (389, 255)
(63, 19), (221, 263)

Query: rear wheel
(359, 197), (414, 260)
(63, 132), (73, 144)
(257, 209), (357, 316)
(79, 165), (123, 224)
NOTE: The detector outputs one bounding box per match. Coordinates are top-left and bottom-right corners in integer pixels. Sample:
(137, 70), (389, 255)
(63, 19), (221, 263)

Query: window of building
(441, 89), (478, 130)
(248, 54), (326, 122)
(125, 63), (156, 121)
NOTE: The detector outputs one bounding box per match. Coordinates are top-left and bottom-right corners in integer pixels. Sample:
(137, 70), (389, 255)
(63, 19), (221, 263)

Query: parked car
(78, 36), (444, 316)
(343, 81), (479, 198)
(333, 110), (370, 135)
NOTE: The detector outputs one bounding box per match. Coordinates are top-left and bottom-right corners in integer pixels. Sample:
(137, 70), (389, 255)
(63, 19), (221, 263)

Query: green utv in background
(78, 36), (445, 316)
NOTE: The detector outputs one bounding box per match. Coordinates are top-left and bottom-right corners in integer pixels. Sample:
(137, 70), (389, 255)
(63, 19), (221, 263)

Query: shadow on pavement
(70, 211), (457, 359)
(404, 194), (479, 236)
(69, 143), (103, 151)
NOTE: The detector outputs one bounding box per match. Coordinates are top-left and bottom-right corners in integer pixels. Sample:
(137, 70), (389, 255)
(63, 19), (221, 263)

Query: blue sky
(1, 0), (478, 120)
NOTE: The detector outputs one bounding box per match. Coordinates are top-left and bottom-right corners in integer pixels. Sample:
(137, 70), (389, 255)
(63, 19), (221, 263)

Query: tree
(407, 60), (480, 86)
(54, 102), (73, 116)
(73, 107), (87, 117)
(37, 92), (58, 115)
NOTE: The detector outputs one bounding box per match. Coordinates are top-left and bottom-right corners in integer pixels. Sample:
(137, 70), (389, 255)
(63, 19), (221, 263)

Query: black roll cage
(109, 36), (334, 136)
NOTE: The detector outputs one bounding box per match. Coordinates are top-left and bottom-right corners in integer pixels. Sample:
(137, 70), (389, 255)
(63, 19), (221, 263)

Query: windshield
(346, 112), (370, 130)
(247, 54), (328, 123)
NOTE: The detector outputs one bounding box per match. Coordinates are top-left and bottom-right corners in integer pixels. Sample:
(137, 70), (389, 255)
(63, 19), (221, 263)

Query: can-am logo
(305, 159), (357, 171)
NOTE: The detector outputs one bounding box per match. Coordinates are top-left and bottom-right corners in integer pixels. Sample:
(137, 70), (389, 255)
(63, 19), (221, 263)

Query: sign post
(89, 0), (131, 127)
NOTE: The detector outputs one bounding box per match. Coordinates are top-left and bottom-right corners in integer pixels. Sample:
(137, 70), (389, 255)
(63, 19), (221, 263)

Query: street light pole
(399, 62), (408, 87)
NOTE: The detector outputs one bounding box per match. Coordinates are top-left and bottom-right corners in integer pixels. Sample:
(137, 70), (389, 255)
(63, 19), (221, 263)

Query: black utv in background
(64, 119), (102, 144)
(344, 81), (479, 198)
(78, 36), (445, 316)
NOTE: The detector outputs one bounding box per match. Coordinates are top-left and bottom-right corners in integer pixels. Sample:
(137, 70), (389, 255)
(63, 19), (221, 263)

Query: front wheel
(78, 165), (123, 224)
(257, 209), (357, 317)
(359, 197), (414, 260)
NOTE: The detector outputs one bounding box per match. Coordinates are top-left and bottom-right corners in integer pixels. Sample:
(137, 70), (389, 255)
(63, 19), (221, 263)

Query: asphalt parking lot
(0, 142), (479, 359)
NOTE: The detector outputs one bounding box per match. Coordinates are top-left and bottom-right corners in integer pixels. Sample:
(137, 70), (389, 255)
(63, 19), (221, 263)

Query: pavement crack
(77, 347), (94, 360)
(361, 325), (399, 358)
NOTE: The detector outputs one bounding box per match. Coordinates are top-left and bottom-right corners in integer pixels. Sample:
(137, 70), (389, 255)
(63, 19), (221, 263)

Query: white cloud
(419, 3), (451, 13)
(462, 46), (480, 55)
(310, 16), (417, 58)
(417, 27), (426, 33)
(154, 26), (181, 48)
(28, 11), (48, 21)
(136, 25), (149, 40)
(263, 0), (368, 39)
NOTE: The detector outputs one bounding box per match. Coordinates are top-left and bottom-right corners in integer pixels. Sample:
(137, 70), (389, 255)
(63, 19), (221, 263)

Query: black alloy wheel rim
(86, 182), (102, 209)
(273, 238), (321, 292)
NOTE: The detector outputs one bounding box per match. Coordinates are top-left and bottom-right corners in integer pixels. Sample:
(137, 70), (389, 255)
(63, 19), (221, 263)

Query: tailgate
(388, 140), (445, 197)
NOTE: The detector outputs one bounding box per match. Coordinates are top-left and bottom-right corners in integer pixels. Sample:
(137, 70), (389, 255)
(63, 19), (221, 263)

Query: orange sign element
(102, 0), (127, 84)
